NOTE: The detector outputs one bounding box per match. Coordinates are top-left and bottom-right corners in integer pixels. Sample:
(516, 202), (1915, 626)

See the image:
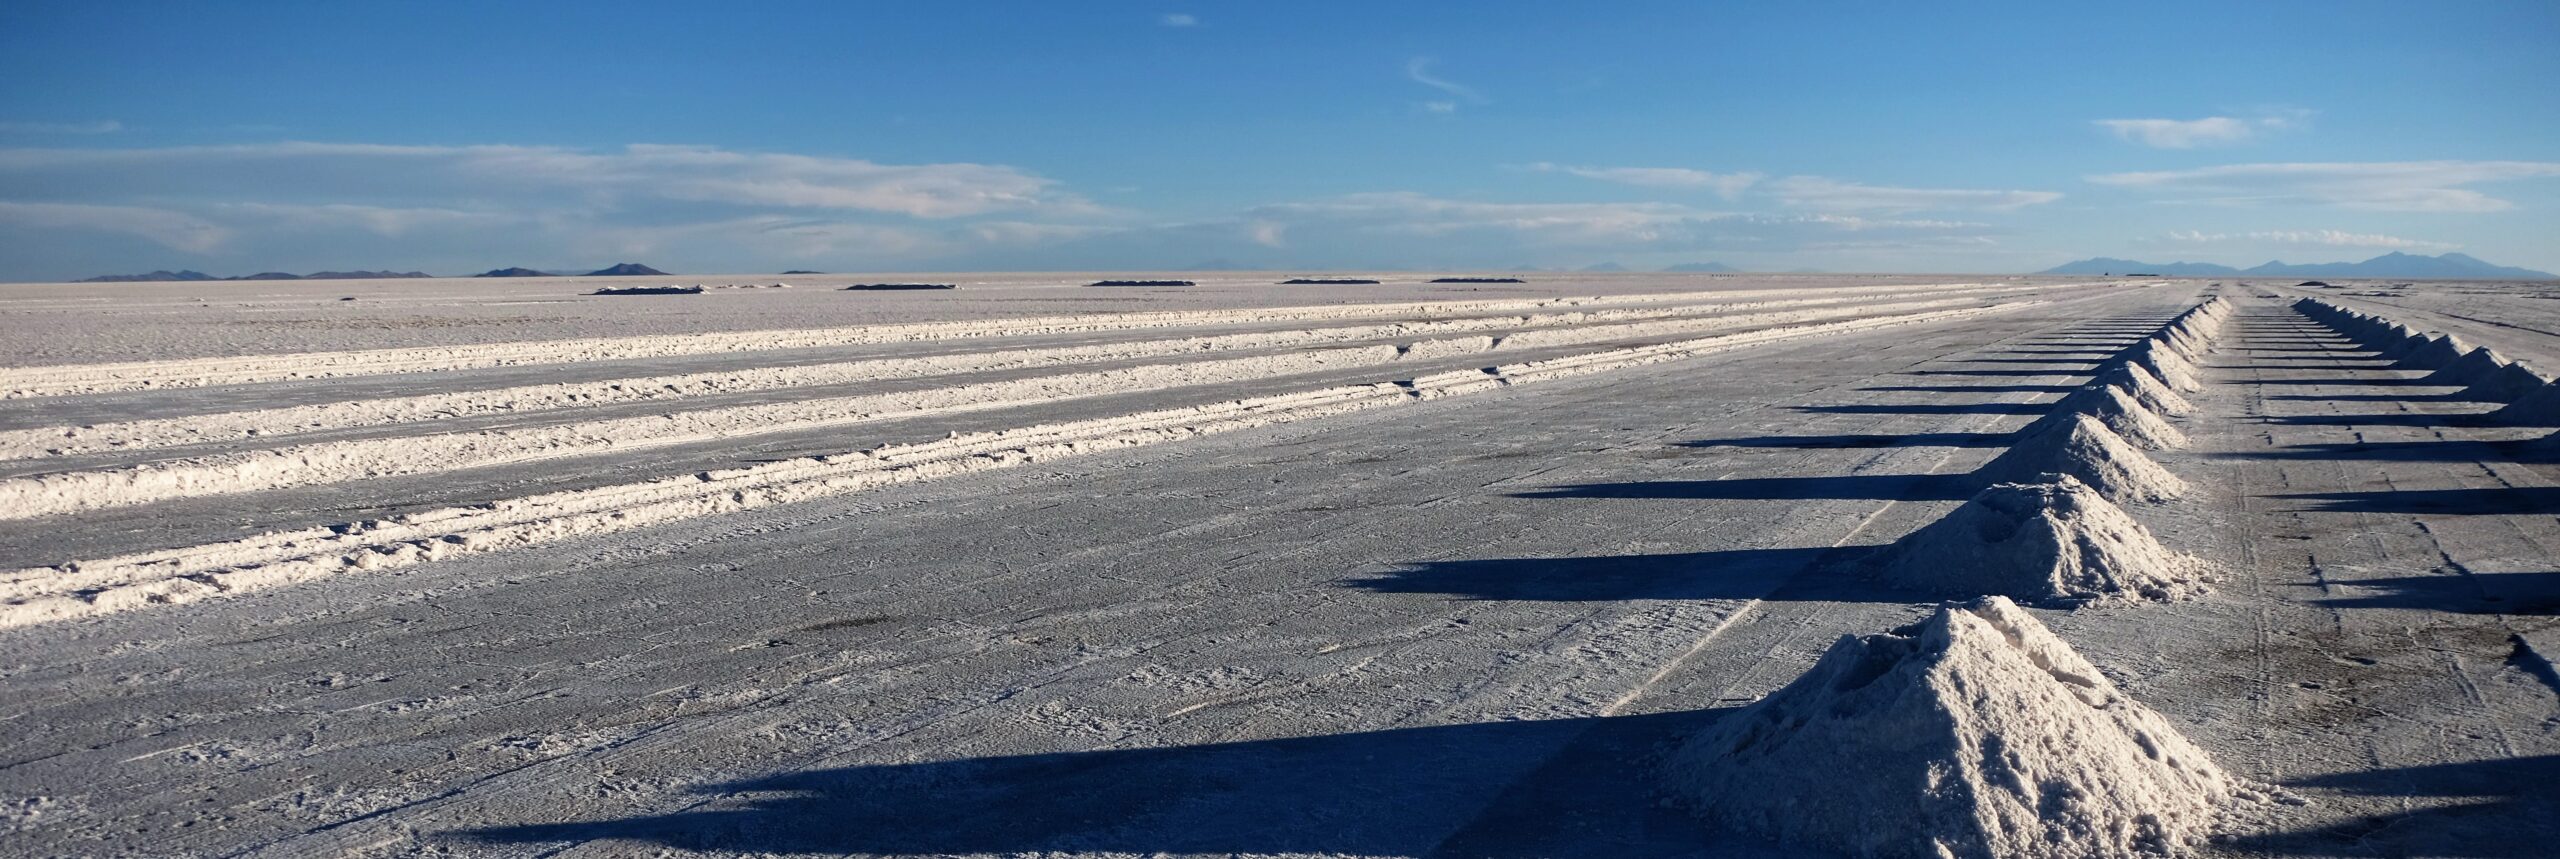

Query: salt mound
(2424, 346), (2511, 386)
(2131, 344), (2204, 393)
(2494, 381), (2560, 426)
(1984, 413), (2189, 504)
(2464, 362), (2552, 404)
(2073, 384), (2186, 450)
(2095, 363), (2194, 418)
(1872, 474), (2206, 605)
(2401, 333), (2474, 370)
(1666, 596), (2246, 859)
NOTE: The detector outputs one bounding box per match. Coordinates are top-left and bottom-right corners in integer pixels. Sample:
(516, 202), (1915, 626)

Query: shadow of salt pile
(1664, 597), (2261, 858)
(2220, 755), (2560, 859)
(465, 710), (1734, 857)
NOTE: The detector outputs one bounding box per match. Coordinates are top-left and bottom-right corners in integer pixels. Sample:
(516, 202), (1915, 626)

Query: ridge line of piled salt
(2294, 297), (2560, 422)
(0, 280), (2079, 398)
(0, 302), (2035, 626)
(0, 298), (2051, 520)
(0, 291), (2022, 461)
(1874, 297), (2228, 604)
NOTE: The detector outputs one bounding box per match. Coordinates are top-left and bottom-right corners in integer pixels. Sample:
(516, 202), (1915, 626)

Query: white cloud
(0, 142), (1093, 219)
(1406, 58), (1487, 112)
(2149, 229), (2459, 251)
(2087, 160), (2560, 212)
(1766, 176), (2062, 212)
(1527, 163), (1763, 198)
(212, 202), (526, 237)
(1248, 192), (1995, 251)
(1159, 13), (1197, 27)
(2094, 109), (2314, 148)
(0, 120), (121, 135)
(0, 201), (229, 251)
(2094, 117), (2256, 149)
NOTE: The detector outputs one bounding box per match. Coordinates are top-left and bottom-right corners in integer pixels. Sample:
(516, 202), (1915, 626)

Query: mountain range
(79, 269), (432, 283)
(2038, 252), (2552, 280)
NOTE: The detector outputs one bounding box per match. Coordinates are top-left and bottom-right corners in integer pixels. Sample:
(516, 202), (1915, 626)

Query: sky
(0, 0), (2555, 280)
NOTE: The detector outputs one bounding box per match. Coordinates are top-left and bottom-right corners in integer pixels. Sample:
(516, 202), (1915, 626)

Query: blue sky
(1, 0), (2555, 279)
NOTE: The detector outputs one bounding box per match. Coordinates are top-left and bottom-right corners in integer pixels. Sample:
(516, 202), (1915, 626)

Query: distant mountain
(78, 270), (220, 283)
(476, 267), (554, 278)
(2040, 252), (2553, 280)
(1579, 262), (1628, 272)
(233, 272), (303, 280)
(2037, 257), (2242, 276)
(585, 262), (668, 276)
(1662, 262), (1738, 273)
(305, 270), (430, 280)
(779, 270), (826, 275)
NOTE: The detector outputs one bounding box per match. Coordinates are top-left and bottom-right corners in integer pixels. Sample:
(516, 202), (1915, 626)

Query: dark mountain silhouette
(2040, 252), (2552, 280)
(476, 267), (555, 278)
(585, 263), (668, 276)
(1662, 262), (1738, 273)
(78, 270), (220, 283)
(77, 269), (435, 283)
(780, 270), (825, 275)
(305, 270), (431, 280)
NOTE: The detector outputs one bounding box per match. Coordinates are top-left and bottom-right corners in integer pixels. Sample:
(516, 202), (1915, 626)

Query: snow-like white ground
(3, 274), (2557, 857)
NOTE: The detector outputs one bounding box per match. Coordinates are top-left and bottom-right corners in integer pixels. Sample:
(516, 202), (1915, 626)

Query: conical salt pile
(1983, 413), (2189, 503)
(2094, 363), (2194, 418)
(2131, 344), (2204, 393)
(2073, 384), (2187, 450)
(2423, 346), (2511, 387)
(2463, 362), (2552, 405)
(2493, 381), (2560, 426)
(1666, 597), (2248, 859)
(1872, 474), (2207, 605)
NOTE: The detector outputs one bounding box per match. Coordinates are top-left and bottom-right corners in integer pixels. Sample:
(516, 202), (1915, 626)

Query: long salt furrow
(0, 301), (2031, 627)
(0, 281), (2074, 398)
(0, 292), (2055, 518)
(0, 288), (2055, 460)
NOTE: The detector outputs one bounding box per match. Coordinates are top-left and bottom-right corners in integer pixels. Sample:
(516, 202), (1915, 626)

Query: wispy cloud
(1159, 13), (1197, 27)
(2088, 160), (2560, 212)
(0, 141), (1097, 219)
(1766, 176), (2061, 213)
(2094, 109), (2313, 148)
(0, 201), (228, 250)
(1406, 58), (1488, 112)
(2147, 229), (2459, 251)
(0, 120), (121, 135)
(1247, 192), (1995, 252)
(1527, 163), (1763, 198)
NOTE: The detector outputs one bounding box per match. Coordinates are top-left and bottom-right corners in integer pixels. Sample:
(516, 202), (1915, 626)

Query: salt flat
(3, 274), (2558, 857)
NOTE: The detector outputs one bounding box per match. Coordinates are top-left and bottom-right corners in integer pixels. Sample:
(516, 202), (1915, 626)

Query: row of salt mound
(1868, 298), (2223, 605)
(1666, 596), (2256, 859)
(2295, 298), (2560, 422)
(1668, 300), (2243, 857)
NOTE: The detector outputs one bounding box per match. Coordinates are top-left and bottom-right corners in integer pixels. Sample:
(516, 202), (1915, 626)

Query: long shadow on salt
(1790, 402), (2052, 416)
(2307, 571), (2560, 615)
(2215, 439), (2556, 464)
(1342, 546), (1893, 602)
(2273, 486), (2560, 515)
(2262, 412), (2495, 428)
(1860, 384), (2086, 394)
(1677, 431), (2014, 449)
(1514, 473), (1975, 502)
(463, 710), (1744, 858)
(2222, 754), (2560, 858)
(1905, 368), (2115, 378)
